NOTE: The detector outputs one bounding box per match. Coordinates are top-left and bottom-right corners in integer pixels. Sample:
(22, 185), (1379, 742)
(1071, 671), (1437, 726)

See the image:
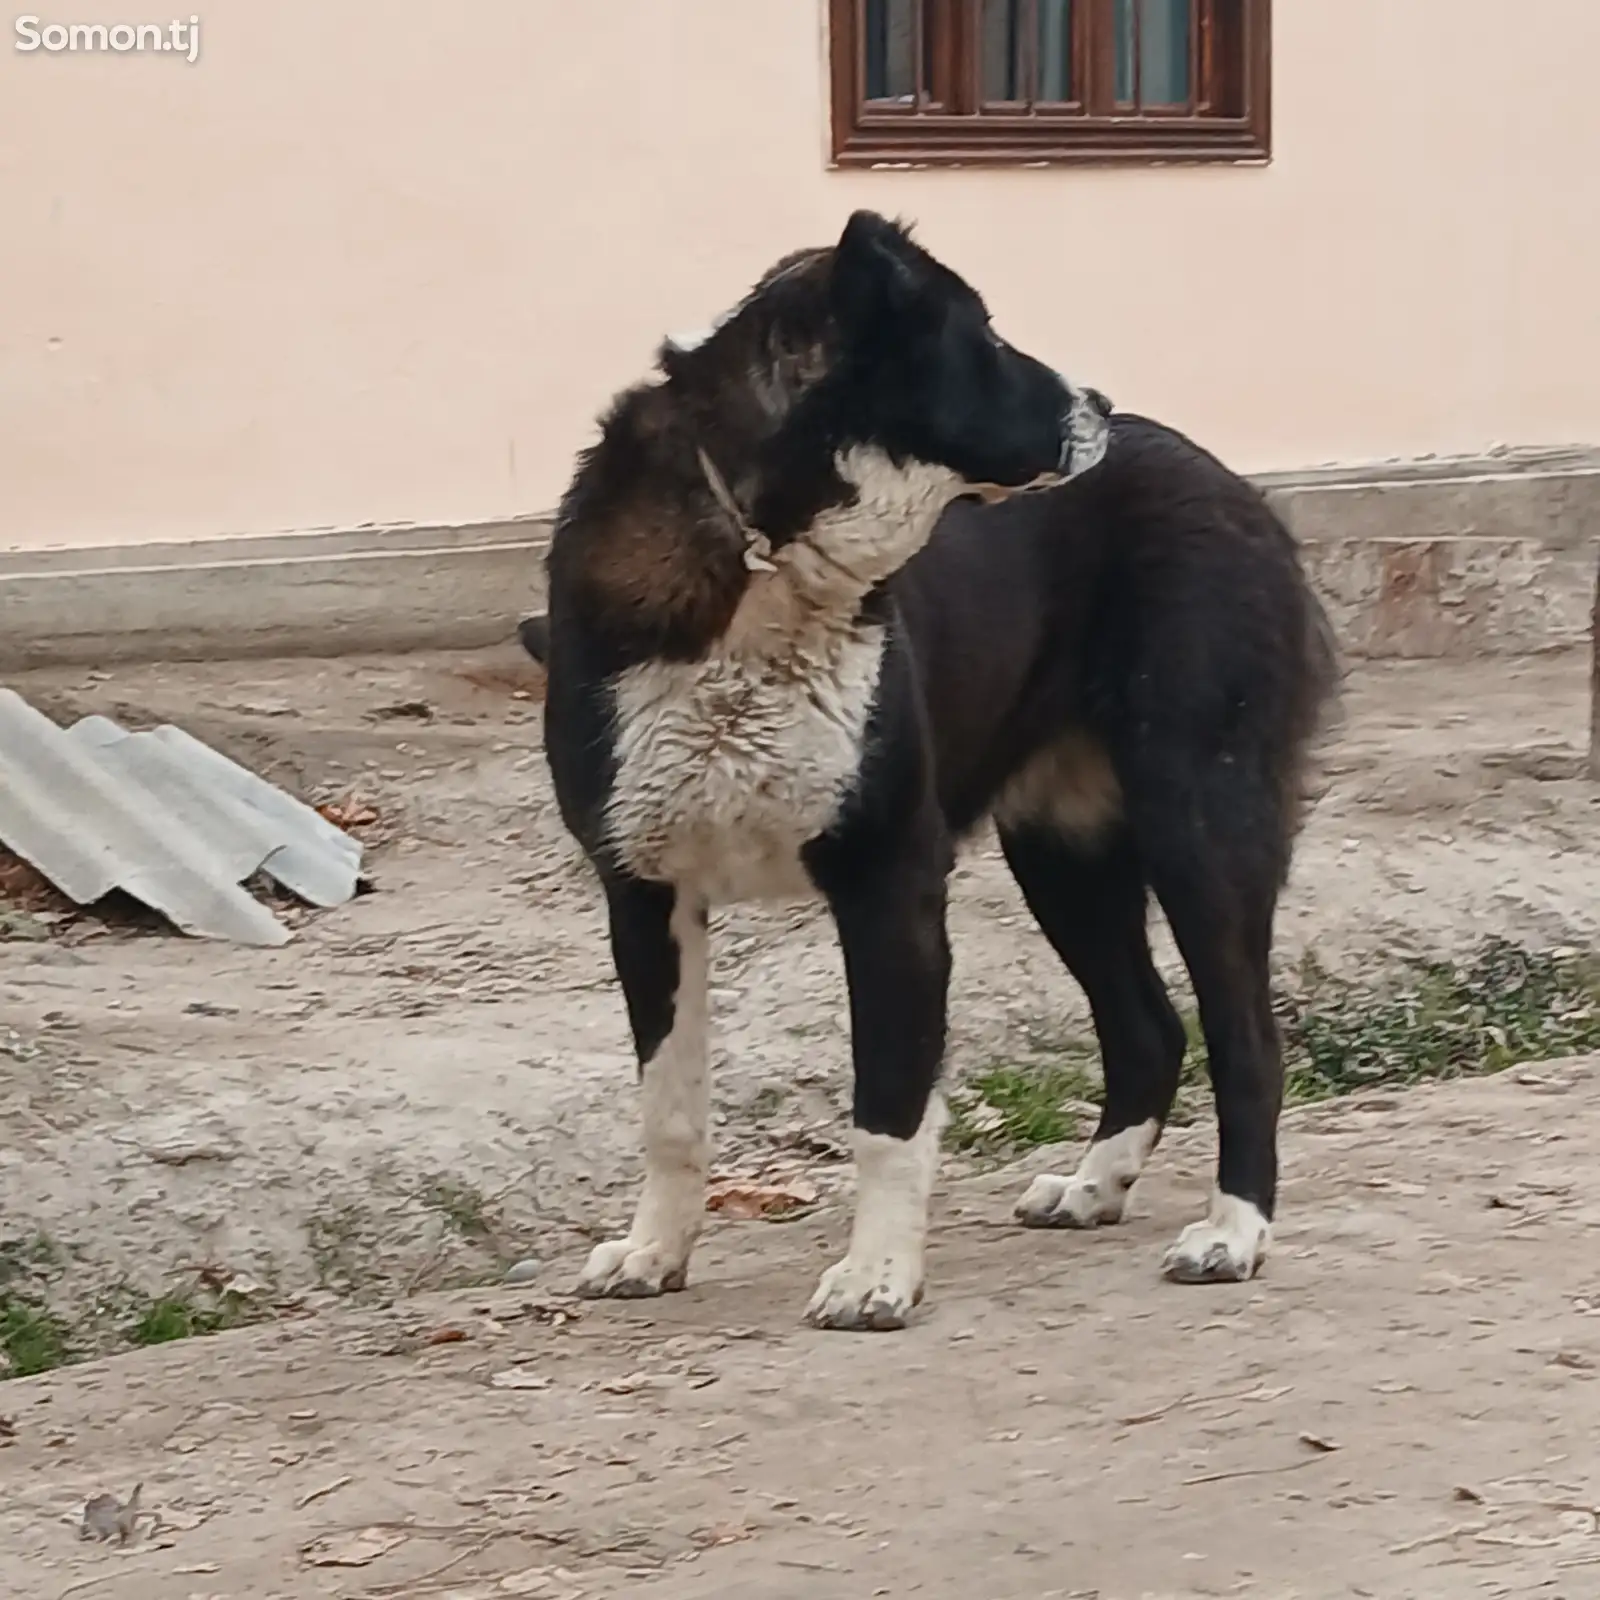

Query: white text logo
(15, 15), (201, 62)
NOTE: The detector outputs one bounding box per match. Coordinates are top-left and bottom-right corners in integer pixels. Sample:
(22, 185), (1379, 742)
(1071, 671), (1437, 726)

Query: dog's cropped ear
(831, 210), (927, 335)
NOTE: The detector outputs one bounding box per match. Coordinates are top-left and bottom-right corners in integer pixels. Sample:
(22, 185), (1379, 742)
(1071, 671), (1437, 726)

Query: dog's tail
(516, 614), (550, 665)
(1282, 560), (1345, 848)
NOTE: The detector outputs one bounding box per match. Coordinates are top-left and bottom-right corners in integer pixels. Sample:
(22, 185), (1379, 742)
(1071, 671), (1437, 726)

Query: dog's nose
(1084, 387), (1114, 419)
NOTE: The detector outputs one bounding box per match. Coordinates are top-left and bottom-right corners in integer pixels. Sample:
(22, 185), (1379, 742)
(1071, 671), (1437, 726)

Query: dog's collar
(696, 446), (776, 573)
(695, 445), (875, 594)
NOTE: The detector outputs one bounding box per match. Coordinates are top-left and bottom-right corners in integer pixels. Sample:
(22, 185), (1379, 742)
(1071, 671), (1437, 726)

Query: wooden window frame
(828, 0), (1271, 168)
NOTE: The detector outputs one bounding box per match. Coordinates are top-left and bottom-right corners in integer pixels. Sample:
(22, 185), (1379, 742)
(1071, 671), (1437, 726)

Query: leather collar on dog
(695, 445), (874, 594)
(696, 446), (777, 573)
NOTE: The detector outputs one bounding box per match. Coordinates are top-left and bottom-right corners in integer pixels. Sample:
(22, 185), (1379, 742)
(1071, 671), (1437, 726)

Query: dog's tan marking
(993, 729), (1124, 840)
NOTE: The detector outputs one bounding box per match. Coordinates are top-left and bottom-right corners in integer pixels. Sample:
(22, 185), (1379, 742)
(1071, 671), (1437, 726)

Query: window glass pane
(1139, 0), (1190, 105)
(1113, 0), (1135, 102)
(1114, 0), (1191, 105)
(981, 0), (1022, 101)
(864, 0), (918, 102)
(1037, 0), (1073, 102)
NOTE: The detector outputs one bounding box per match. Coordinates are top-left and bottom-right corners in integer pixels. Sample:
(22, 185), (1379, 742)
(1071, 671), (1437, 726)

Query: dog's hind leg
(575, 877), (710, 1299)
(803, 825), (952, 1332)
(1127, 752), (1287, 1285)
(1000, 824), (1187, 1230)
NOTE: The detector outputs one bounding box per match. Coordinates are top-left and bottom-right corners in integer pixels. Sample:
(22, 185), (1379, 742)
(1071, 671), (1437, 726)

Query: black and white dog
(534, 210), (1337, 1332)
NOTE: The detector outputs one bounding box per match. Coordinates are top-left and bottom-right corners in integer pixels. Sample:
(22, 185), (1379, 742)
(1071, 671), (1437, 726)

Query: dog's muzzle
(1058, 384), (1114, 478)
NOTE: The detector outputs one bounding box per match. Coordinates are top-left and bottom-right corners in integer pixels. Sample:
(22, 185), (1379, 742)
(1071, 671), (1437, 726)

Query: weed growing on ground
(2, 1244), (274, 1375)
(946, 1049), (1099, 1154)
(123, 1289), (255, 1348)
(948, 937), (1600, 1163)
(0, 1294), (72, 1377)
(423, 1178), (494, 1242)
(305, 1203), (388, 1300)
(0, 1232), (72, 1377)
(1280, 938), (1600, 1099)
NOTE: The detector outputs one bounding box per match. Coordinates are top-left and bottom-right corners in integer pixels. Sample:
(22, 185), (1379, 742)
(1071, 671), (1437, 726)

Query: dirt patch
(2, 1055), (1598, 1598)
(0, 642), (1597, 1591)
(0, 646), (1596, 1347)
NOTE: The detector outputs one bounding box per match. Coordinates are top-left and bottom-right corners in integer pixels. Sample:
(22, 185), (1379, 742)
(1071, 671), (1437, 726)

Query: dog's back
(887, 411), (1339, 863)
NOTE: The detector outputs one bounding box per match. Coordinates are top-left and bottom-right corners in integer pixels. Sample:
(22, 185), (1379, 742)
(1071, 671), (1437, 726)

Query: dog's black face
(828, 210), (1112, 490)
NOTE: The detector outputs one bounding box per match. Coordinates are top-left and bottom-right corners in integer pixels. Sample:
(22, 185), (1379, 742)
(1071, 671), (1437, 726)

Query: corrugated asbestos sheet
(0, 688), (362, 946)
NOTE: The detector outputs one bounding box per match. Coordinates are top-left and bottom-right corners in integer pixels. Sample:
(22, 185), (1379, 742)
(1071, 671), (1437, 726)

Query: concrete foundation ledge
(0, 518), (551, 670)
(1, 453), (1597, 669)
(1260, 453), (1599, 660)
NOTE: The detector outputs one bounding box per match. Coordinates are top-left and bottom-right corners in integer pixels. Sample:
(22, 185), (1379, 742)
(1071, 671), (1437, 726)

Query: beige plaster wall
(3, 0), (1596, 550)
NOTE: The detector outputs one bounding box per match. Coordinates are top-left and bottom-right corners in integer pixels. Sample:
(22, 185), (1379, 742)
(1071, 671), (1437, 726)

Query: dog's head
(658, 212), (1110, 578)
(825, 209), (1111, 494)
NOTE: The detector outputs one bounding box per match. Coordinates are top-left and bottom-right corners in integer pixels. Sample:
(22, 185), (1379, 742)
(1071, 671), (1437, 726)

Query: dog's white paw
(574, 1238), (689, 1299)
(1161, 1193), (1270, 1284)
(1014, 1171), (1127, 1228)
(804, 1255), (924, 1332)
(1014, 1121), (1158, 1230)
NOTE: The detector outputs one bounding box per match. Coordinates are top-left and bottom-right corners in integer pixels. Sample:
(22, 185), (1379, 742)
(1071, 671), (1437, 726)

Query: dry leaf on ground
(317, 796), (380, 831)
(704, 1177), (818, 1220)
(301, 1526), (408, 1567)
(691, 1522), (755, 1548)
(491, 1367), (551, 1391)
(0, 850), (59, 903)
(599, 1371), (672, 1395)
(498, 1570), (556, 1595)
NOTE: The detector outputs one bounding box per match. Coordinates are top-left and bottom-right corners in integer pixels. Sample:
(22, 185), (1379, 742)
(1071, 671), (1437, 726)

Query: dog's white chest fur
(606, 614), (885, 904)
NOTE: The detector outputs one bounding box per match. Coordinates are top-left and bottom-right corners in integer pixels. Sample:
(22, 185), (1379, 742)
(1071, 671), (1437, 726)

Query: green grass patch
(1279, 939), (1600, 1100)
(0, 1293), (72, 1377)
(0, 1231), (72, 1377)
(122, 1288), (254, 1348)
(947, 1050), (1100, 1156)
(1, 1227), (274, 1377)
(0, 1231), (63, 1281)
(948, 937), (1600, 1163)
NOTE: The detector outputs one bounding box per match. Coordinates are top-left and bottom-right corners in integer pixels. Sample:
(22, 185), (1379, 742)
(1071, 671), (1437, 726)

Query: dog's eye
(984, 324), (1005, 350)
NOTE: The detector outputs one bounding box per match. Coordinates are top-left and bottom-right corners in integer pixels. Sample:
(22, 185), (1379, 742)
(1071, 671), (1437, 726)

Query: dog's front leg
(806, 849), (951, 1332)
(576, 877), (710, 1299)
